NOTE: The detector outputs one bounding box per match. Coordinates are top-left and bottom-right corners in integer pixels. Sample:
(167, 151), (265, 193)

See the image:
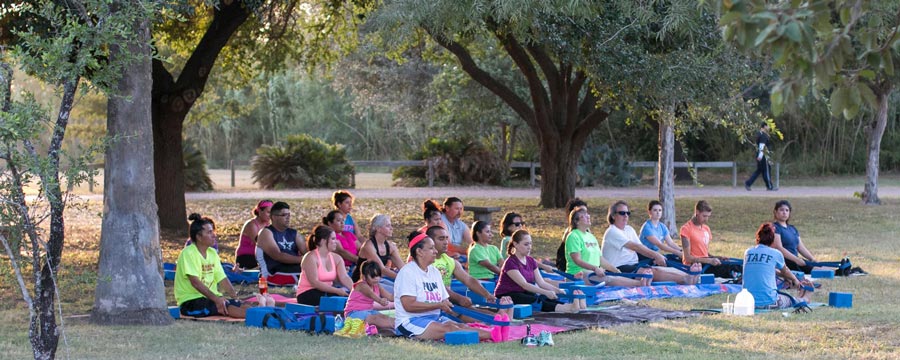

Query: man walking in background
(745, 122), (776, 191)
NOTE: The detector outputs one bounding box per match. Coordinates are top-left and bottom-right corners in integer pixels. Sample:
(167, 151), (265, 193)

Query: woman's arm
(796, 238), (817, 262)
(680, 235), (719, 265)
(333, 254), (354, 290)
(359, 241), (398, 279)
(332, 240), (359, 264)
(400, 295), (452, 313)
(506, 269), (554, 298)
(569, 252), (608, 275)
(388, 241), (406, 274)
(477, 260), (502, 276)
(624, 242), (667, 266)
(772, 234), (806, 266)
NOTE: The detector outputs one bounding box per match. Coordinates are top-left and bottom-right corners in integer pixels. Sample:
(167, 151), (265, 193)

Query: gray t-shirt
(441, 213), (467, 247)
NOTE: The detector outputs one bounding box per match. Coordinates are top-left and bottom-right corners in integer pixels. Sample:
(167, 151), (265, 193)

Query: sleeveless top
(352, 239), (392, 282)
(296, 249), (338, 295)
(345, 280), (381, 315)
(236, 218), (265, 256)
(262, 225), (299, 274)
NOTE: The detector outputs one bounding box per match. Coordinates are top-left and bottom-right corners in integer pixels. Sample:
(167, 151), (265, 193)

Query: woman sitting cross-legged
(495, 230), (585, 312)
(743, 222), (811, 309)
(564, 207), (642, 287)
(467, 221), (503, 280)
(296, 225), (354, 306)
(393, 234), (501, 341)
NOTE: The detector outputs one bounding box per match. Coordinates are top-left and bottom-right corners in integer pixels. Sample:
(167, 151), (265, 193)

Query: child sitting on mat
(345, 260), (395, 331)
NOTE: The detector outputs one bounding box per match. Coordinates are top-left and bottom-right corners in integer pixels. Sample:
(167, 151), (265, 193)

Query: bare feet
(499, 296), (514, 318)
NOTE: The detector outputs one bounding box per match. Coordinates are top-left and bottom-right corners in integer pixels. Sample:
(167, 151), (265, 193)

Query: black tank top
(352, 239), (392, 282)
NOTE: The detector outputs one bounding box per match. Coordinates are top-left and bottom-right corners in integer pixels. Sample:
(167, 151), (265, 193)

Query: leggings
(497, 291), (561, 312)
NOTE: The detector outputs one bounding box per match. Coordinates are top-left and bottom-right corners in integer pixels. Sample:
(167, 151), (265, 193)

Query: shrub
(577, 143), (639, 187)
(183, 139), (214, 192)
(393, 138), (507, 186)
(251, 134), (353, 189)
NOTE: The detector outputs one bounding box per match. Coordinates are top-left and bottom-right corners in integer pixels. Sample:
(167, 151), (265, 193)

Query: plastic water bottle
(334, 314), (344, 331)
(734, 288), (755, 316)
(258, 277), (268, 295)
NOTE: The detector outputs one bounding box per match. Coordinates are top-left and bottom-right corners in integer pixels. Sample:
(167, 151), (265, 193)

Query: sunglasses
(616, 211), (632, 216)
(512, 222), (526, 226)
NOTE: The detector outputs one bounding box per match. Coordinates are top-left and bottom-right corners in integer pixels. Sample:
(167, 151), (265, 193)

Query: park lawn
(1, 196), (898, 359)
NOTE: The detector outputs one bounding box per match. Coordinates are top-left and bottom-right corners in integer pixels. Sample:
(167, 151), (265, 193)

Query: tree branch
(489, 26), (552, 134)
(425, 27), (536, 128)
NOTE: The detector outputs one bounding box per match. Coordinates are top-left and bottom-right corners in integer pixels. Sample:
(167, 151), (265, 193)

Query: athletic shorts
(395, 314), (454, 337)
(346, 309), (381, 321)
(180, 297), (242, 317)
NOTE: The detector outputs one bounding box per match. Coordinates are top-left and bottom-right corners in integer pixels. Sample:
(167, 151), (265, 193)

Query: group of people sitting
(173, 191), (848, 341)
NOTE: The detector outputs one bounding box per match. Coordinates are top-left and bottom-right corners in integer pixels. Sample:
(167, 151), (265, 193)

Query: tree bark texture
(658, 118), (677, 234)
(427, 26), (607, 208)
(862, 85), (891, 205)
(92, 16), (171, 325)
(152, 1), (249, 233)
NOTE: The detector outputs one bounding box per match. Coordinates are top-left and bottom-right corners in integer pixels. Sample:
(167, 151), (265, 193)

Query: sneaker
(538, 330), (554, 346)
(522, 335), (539, 347)
(767, 187), (778, 191)
(847, 267), (868, 276)
(745, 184), (751, 191)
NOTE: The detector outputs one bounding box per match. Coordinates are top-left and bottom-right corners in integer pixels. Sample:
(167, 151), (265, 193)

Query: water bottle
(734, 288), (755, 316)
(258, 276), (268, 295)
(334, 314), (344, 331)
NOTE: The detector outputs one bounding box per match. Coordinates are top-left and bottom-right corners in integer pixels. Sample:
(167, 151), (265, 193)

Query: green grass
(2, 196), (899, 359)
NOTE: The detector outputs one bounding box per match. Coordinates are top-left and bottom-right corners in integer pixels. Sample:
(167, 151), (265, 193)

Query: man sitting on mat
(427, 226), (498, 310)
(680, 200), (742, 279)
(176, 214), (252, 318)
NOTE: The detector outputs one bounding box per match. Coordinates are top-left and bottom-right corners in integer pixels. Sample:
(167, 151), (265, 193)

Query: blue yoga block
(445, 330), (479, 345)
(811, 269), (835, 279)
(164, 270), (176, 281)
(319, 296), (348, 313)
(699, 274), (715, 284)
(558, 281), (584, 289)
(163, 262), (176, 271)
(574, 285), (599, 297)
(450, 280), (468, 294)
(168, 306), (180, 319)
(285, 303), (316, 314)
(479, 281), (496, 293)
(466, 289), (486, 305)
(791, 271), (805, 280)
(828, 292), (853, 308)
(513, 304), (532, 319)
(652, 281), (677, 286)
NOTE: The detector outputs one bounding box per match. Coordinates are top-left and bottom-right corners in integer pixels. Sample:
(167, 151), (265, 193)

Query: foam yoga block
(828, 292), (853, 308)
(811, 269), (835, 279)
(652, 281), (677, 286)
(445, 331), (479, 345)
(699, 274), (715, 284)
(513, 304), (533, 319)
(168, 306), (181, 319)
(319, 296), (348, 312)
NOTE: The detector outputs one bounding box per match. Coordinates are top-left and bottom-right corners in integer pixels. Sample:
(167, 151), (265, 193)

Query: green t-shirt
(499, 236), (512, 258)
(174, 244), (227, 305)
(467, 243), (503, 280)
(565, 229), (600, 275)
(432, 253), (456, 287)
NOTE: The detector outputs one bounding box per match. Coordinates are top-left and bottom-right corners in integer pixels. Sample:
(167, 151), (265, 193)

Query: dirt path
(74, 184), (900, 201)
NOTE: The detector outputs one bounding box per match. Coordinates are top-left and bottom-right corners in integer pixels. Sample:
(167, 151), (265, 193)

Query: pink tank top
(296, 249), (338, 295)
(236, 219), (264, 256)
(344, 281), (380, 314)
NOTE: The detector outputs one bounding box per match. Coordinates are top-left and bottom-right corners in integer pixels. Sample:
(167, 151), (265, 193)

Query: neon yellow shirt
(174, 244), (226, 305)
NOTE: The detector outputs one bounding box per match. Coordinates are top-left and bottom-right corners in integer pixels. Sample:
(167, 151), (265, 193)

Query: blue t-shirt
(344, 214), (356, 235)
(742, 244), (785, 307)
(638, 220), (669, 252)
(774, 223), (800, 256)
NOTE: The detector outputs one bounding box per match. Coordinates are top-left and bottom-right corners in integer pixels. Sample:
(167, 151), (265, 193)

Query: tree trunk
(538, 136), (579, 208)
(92, 15), (172, 326)
(658, 117), (677, 233)
(862, 86), (891, 205)
(151, 1), (250, 234)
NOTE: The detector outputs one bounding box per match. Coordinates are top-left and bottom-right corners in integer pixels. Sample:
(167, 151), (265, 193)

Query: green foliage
(720, 0), (900, 118)
(577, 143), (639, 187)
(393, 138), (508, 186)
(250, 134), (353, 189)
(182, 139), (213, 192)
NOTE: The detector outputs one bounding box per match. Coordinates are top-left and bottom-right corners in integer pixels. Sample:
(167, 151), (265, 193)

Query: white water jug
(734, 288), (755, 316)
